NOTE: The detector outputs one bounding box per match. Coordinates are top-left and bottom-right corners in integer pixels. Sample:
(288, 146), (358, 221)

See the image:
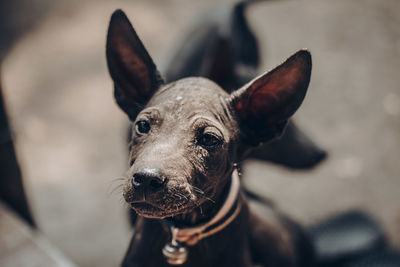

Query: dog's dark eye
(135, 120), (150, 135)
(198, 133), (222, 149)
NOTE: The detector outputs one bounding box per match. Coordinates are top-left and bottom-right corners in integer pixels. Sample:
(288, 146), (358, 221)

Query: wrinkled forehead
(147, 77), (230, 116)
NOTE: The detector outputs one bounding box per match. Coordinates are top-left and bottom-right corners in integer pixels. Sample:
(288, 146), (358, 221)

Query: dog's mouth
(129, 197), (196, 219)
(123, 179), (208, 219)
(130, 202), (166, 218)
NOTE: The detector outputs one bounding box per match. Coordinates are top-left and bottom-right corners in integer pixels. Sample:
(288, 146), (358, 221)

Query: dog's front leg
(122, 217), (169, 267)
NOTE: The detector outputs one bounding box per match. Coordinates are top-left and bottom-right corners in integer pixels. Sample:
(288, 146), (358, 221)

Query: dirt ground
(2, 0), (400, 266)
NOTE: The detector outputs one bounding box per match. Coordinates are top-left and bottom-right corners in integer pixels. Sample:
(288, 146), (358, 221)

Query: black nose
(132, 168), (167, 192)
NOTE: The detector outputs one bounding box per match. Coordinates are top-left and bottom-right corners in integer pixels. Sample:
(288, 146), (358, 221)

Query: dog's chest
(124, 211), (252, 267)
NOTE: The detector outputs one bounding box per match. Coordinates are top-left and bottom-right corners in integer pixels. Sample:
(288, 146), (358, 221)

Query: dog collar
(162, 170), (241, 265)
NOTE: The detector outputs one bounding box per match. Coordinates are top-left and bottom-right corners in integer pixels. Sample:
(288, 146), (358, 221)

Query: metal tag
(162, 227), (188, 265)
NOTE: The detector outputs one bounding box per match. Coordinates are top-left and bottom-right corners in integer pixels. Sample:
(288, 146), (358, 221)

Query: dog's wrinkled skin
(124, 78), (240, 222)
(107, 10), (315, 267)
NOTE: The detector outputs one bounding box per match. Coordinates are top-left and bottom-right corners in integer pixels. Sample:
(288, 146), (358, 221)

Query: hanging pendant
(162, 242), (188, 265)
(162, 227), (188, 265)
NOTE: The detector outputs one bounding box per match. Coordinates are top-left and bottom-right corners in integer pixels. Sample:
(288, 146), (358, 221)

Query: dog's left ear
(230, 50), (312, 145)
(106, 10), (164, 120)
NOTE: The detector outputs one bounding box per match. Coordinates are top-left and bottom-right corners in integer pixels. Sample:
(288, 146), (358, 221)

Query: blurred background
(0, 0), (399, 266)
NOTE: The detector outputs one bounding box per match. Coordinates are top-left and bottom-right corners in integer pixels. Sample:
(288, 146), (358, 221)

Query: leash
(162, 170), (241, 265)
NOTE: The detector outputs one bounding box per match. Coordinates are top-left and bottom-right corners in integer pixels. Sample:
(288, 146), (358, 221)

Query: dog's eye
(135, 120), (150, 135)
(198, 133), (222, 149)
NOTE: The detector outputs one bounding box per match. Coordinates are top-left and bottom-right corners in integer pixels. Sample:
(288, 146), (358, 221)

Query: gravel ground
(2, 0), (399, 266)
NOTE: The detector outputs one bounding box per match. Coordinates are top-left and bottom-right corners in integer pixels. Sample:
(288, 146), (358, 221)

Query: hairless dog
(107, 10), (314, 267)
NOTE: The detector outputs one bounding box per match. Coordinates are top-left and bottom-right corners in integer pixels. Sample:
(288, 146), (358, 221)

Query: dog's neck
(167, 169), (239, 227)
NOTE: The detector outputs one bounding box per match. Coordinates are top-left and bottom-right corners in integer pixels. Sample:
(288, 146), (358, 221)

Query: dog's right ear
(106, 10), (164, 120)
(230, 50), (312, 146)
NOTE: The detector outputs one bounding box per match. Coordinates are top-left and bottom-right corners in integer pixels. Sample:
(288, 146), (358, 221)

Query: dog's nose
(132, 168), (167, 192)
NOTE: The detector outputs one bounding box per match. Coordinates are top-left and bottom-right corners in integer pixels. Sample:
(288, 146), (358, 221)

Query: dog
(107, 10), (314, 267)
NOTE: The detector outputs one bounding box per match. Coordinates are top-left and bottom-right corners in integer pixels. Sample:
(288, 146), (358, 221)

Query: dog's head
(106, 10), (312, 220)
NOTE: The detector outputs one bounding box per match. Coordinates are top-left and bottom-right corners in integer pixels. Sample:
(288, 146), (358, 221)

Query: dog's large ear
(106, 10), (164, 120)
(230, 50), (312, 145)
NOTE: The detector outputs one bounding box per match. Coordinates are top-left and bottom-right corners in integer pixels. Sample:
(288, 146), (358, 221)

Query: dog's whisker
(193, 187), (215, 204)
(110, 176), (128, 183)
(192, 186), (204, 194)
(178, 193), (189, 201)
(108, 176), (127, 188)
(113, 177), (128, 181)
(174, 193), (182, 200)
(108, 184), (124, 196)
(204, 196), (215, 204)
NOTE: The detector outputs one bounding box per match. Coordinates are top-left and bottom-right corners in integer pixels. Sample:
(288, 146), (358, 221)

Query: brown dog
(107, 10), (314, 267)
